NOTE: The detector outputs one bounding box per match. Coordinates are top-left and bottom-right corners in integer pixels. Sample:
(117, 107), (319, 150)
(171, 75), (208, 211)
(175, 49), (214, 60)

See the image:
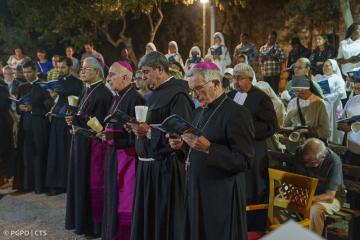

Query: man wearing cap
(169, 62), (255, 240)
(46, 57), (83, 196)
(100, 61), (145, 240)
(284, 75), (330, 141)
(127, 51), (194, 240)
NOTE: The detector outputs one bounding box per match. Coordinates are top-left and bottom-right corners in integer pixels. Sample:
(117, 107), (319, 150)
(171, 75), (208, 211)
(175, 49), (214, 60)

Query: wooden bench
(267, 150), (360, 240)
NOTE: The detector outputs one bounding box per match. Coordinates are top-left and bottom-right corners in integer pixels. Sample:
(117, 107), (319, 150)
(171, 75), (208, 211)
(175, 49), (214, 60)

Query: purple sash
(90, 138), (107, 223)
(115, 148), (136, 240)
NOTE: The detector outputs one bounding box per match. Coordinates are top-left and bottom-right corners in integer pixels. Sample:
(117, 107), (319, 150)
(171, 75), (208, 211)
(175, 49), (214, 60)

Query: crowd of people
(0, 22), (360, 240)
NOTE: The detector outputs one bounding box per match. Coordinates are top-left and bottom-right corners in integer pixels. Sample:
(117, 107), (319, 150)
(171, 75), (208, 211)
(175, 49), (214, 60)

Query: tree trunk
(123, 37), (138, 65)
(339, 0), (353, 29)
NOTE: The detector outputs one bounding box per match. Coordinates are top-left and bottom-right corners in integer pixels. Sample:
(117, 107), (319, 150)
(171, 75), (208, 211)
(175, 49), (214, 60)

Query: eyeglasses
(80, 67), (95, 72)
(189, 81), (212, 95)
(293, 65), (306, 70)
(233, 75), (250, 81)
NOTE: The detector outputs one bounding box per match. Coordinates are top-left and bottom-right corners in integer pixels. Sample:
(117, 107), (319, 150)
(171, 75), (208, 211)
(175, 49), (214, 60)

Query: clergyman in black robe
(13, 61), (53, 193)
(46, 57), (83, 195)
(101, 61), (145, 240)
(128, 52), (194, 240)
(65, 57), (113, 236)
(169, 62), (255, 240)
(229, 63), (277, 230)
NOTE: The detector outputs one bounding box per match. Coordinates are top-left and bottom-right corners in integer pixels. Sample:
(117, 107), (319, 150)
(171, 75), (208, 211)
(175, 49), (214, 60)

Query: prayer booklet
(73, 126), (97, 138)
(9, 94), (31, 105)
(348, 69), (360, 82)
(317, 79), (331, 95)
(210, 46), (222, 56)
(37, 80), (65, 93)
(46, 105), (78, 118)
(104, 110), (137, 124)
(150, 114), (202, 136)
(337, 115), (360, 124)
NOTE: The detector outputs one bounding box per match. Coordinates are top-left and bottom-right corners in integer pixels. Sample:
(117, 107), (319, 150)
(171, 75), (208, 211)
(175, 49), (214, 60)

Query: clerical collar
(207, 93), (227, 109)
(86, 79), (102, 88)
(117, 83), (132, 95)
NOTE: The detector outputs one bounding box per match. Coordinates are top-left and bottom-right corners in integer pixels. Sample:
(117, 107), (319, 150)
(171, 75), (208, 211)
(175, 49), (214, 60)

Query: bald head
(107, 62), (133, 92)
(302, 138), (327, 167)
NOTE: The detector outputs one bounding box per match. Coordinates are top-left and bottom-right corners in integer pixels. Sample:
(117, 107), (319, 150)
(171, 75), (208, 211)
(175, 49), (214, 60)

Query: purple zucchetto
(193, 61), (220, 71)
(116, 60), (133, 73)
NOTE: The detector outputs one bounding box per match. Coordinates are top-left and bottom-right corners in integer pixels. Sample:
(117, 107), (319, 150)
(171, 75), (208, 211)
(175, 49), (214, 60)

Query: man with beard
(169, 62), (255, 240)
(65, 57), (112, 236)
(100, 61), (144, 240)
(127, 51), (194, 240)
(12, 60), (52, 193)
(46, 56), (83, 195)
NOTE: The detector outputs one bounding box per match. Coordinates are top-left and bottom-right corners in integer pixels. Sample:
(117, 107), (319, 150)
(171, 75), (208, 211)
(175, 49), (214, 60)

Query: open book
(9, 94), (31, 105)
(104, 110), (137, 124)
(348, 69), (360, 81)
(72, 126), (97, 138)
(150, 114), (202, 136)
(337, 115), (360, 124)
(37, 80), (65, 93)
(46, 105), (78, 118)
(317, 79), (331, 95)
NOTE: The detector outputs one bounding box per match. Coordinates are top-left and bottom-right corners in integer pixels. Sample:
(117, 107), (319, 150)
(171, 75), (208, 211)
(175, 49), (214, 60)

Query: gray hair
(186, 67), (222, 84)
(233, 63), (254, 78)
(297, 57), (311, 68)
(303, 138), (327, 160)
(83, 57), (104, 79)
(138, 51), (169, 73)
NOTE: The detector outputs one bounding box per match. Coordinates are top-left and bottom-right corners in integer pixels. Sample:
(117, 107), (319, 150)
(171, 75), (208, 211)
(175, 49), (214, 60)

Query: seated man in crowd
(284, 75), (330, 142)
(292, 138), (345, 235)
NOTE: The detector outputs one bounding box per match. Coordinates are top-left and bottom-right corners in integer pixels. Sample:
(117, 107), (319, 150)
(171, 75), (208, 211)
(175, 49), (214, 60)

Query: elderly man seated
(292, 138), (345, 235)
(284, 75), (330, 142)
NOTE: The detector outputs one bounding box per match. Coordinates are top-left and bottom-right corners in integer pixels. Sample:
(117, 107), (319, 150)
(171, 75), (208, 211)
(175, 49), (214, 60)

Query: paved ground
(0, 191), (93, 240)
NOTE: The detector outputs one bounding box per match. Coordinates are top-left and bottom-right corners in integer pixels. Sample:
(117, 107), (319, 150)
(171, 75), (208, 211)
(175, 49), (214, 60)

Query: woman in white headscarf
(205, 32), (231, 73)
(165, 41), (184, 68)
(184, 46), (203, 74)
(255, 80), (287, 152)
(314, 59), (347, 143)
(255, 81), (286, 127)
(145, 42), (157, 54)
(236, 54), (257, 84)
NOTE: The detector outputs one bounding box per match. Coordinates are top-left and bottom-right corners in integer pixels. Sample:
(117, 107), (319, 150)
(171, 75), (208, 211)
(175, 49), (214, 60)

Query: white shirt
(337, 38), (360, 76)
(233, 92), (248, 105)
(315, 74), (347, 100)
(344, 95), (360, 154)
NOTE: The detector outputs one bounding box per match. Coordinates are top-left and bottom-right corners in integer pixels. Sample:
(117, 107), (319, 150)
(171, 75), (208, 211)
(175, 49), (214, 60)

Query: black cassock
(65, 81), (113, 235)
(229, 87), (277, 203)
(13, 80), (52, 193)
(46, 75), (83, 191)
(131, 77), (194, 240)
(102, 85), (145, 240)
(229, 87), (277, 232)
(0, 84), (15, 180)
(13, 82), (31, 191)
(185, 94), (254, 240)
